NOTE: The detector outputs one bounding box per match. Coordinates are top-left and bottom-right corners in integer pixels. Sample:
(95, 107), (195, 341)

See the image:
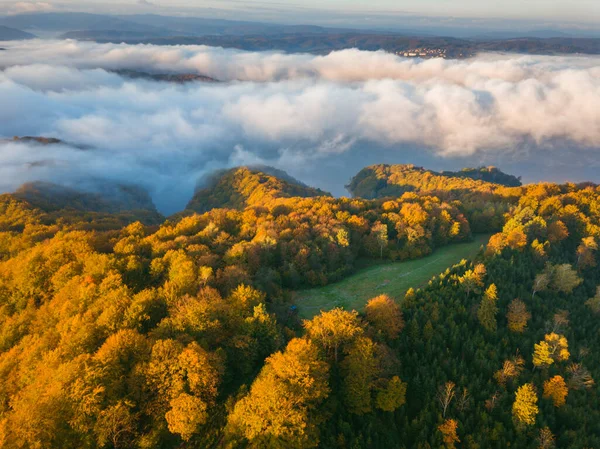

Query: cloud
(0, 40), (600, 212)
(137, 0), (155, 6)
(8, 2), (54, 14)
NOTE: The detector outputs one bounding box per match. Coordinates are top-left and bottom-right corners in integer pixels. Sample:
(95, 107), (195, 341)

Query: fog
(1, 40), (600, 213)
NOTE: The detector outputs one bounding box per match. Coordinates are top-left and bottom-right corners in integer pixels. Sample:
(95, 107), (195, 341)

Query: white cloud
(1, 40), (600, 212)
(8, 2), (54, 14)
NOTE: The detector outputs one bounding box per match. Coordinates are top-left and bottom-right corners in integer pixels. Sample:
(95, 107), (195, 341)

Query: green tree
(375, 376), (407, 412)
(342, 336), (379, 415)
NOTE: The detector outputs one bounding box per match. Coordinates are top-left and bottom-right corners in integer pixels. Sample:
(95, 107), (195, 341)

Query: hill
(12, 182), (163, 226)
(441, 166), (522, 187)
(0, 25), (35, 40)
(0, 12), (168, 35)
(346, 164), (520, 199)
(186, 166), (331, 212)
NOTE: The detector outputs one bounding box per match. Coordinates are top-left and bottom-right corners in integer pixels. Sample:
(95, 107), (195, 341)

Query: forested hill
(14, 182), (160, 217)
(0, 162), (600, 448)
(186, 166), (331, 213)
(347, 164), (521, 199)
(0, 182), (163, 236)
(441, 166), (522, 187)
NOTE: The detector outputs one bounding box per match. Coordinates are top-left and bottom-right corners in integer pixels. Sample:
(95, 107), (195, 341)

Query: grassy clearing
(294, 234), (490, 319)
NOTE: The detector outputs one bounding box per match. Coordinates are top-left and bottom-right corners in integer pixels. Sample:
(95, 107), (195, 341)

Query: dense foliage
(346, 164), (521, 200)
(187, 167), (330, 213)
(0, 165), (599, 448)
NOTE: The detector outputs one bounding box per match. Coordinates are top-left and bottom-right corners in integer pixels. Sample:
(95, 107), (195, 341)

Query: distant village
(396, 48), (474, 59)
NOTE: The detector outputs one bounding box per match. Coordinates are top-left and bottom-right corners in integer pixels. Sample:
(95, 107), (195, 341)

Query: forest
(0, 164), (598, 448)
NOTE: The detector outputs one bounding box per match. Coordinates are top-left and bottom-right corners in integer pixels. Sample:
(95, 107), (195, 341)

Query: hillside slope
(186, 166), (331, 213)
(0, 25), (35, 40)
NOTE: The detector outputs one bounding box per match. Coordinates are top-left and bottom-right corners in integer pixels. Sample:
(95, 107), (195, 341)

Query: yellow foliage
(543, 376), (568, 407)
(438, 419), (460, 449)
(533, 333), (570, 368)
(304, 308), (363, 362)
(512, 384), (539, 427)
(494, 356), (525, 387)
(165, 393), (208, 441)
(227, 338), (329, 447)
(365, 295), (404, 340)
(506, 228), (528, 250)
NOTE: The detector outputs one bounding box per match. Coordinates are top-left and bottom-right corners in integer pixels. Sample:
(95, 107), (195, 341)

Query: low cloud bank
(1, 40), (600, 213)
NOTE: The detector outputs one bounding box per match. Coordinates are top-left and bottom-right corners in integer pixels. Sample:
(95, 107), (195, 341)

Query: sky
(1, 0), (599, 29)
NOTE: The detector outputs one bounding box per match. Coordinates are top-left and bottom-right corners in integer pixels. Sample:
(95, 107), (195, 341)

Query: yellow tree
(438, 419), (460, 449)
(547, 220), (569, 244)
(227, 338), (329, 448)
(365, 295), (404, 340)
(533, 333), (570, 369)
(145, 339), (223, 441)
(577, 236), (597, 269)
(458, 264), (486, 299)
(485, 233), (507, 256)
(507, 299), (531, 333)
(477, 284), (498, 332)
(304, 308), (363, 362)
(165, 394), (207, 442)
(95, 401), (138, 449)
(543, 376), (568, 407)
(512, 384), (539, 427)
(506, 228), (528, 250)
(494, 355), (525, 387)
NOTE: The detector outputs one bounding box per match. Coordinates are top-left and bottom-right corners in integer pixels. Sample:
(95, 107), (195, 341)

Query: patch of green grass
(294, 234), (490, 319)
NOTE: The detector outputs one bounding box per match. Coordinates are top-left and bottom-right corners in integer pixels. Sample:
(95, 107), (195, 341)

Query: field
(294, 234), (490, 318)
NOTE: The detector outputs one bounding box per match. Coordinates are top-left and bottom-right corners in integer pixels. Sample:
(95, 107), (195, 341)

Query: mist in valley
(1, 40), (600, 213)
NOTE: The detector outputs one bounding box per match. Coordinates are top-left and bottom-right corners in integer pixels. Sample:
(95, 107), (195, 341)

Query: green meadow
(294, 234), (490, 318)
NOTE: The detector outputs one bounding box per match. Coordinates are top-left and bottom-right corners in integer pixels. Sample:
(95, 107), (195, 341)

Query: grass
(293, 234), (490, 319)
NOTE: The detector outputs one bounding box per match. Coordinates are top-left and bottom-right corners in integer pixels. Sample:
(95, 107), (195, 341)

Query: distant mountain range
(0, 12), (346, 39)
(1, 12), (600, 56)
(0, 25), (36, 40)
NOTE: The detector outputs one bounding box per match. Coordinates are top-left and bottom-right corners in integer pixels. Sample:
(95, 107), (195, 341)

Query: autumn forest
(0, 163), (599, 449)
